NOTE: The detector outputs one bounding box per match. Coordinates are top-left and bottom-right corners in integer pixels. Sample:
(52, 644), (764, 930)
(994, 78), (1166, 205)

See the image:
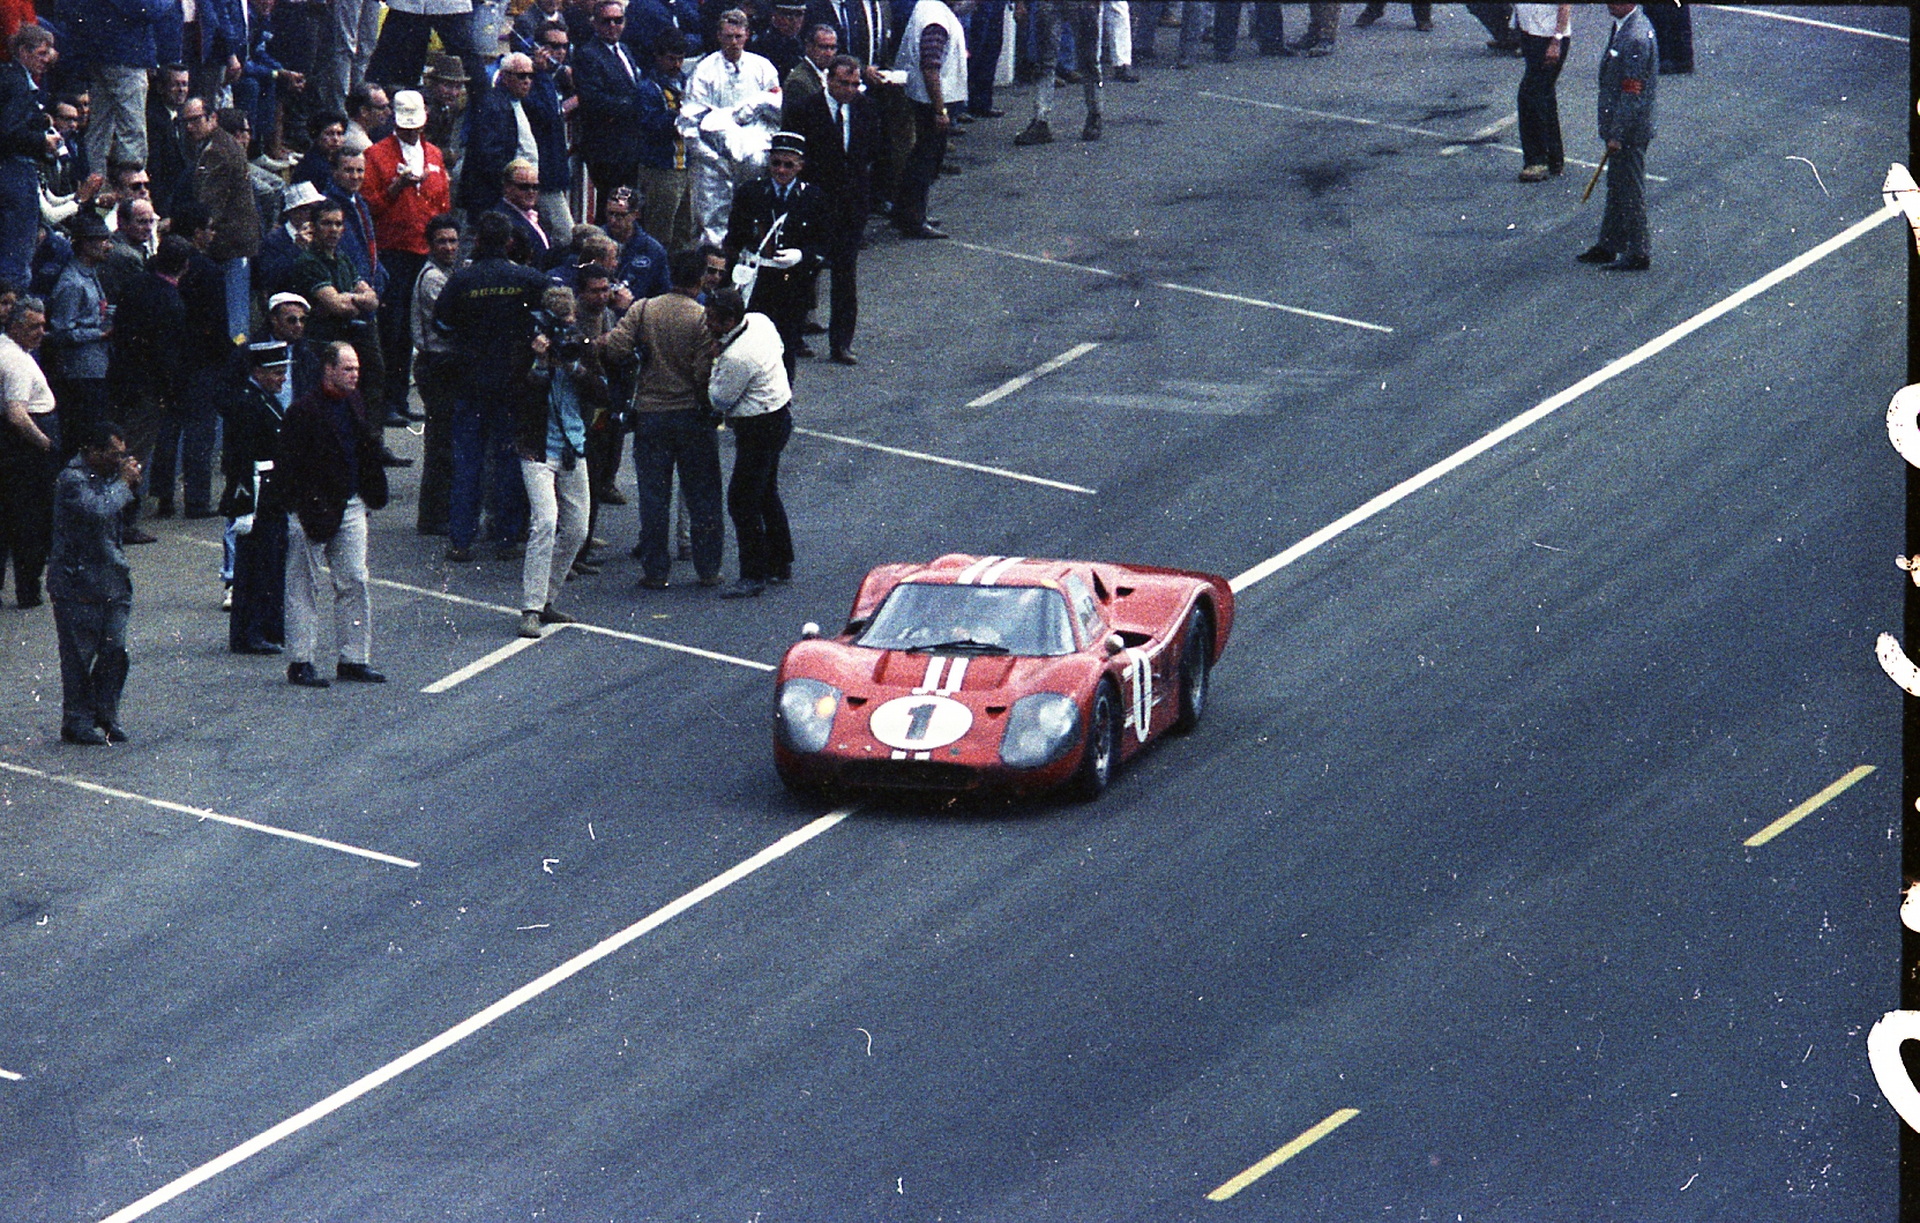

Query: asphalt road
(0, 5), (1909, 1221)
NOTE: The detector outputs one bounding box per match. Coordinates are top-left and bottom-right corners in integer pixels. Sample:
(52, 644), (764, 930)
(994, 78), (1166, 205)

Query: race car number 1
(869, 694), (973, 751)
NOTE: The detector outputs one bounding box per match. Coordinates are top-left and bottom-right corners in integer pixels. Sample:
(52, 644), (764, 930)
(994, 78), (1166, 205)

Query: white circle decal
(868, 694), (974, 751)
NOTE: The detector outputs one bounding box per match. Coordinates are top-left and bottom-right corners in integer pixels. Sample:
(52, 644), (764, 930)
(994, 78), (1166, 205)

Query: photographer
(704, 286), (791, 600)
(513, 285), (602, 637)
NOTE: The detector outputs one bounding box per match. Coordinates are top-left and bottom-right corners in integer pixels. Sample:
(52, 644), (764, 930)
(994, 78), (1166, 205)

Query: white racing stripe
(0, 761), (419, 869)
(1229, 204), (1903, 593)
(913, 655), (949, 694)
(94, 810), (854, 1223)
(979, 557), (1026, 586)
(939, 656), (969, 695)
(956, 556), (1000, 585)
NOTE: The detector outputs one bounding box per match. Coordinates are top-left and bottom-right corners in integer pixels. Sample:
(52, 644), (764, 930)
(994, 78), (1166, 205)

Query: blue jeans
(631, 409), (724, 582)
(449, 392), (529, 550)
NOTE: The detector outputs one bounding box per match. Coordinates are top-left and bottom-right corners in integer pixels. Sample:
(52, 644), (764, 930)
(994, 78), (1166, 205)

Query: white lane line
(1712, 6), (1909, 42)
(0, 761), (419, 869)
(967, 342), (1102, 407)
(1440, 111), (1517, 154)
(0, 1067), (23, 1081)
(795, 426), (1099, 495)
(421, 635), (544, 693)
(185, 539), (771, 675)
(951, 240), (1394, 332)
(1229, 203), (1901, 594)
(1201, 92), (1667, 182)
(95, 809), (854, 1223)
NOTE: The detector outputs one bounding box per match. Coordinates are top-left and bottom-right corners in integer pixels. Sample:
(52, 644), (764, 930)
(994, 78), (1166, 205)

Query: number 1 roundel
(869, 694), (974, 751)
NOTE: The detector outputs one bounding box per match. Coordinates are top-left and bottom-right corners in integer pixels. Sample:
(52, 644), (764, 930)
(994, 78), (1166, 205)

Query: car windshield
(857, 583), (1078, 657)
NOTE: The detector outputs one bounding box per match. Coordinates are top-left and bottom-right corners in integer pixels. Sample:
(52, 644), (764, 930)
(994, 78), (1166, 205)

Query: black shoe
(718, 579), (766, 599)
(123, 527), (159, 545)
(1259, 42), (1294, 56)
(969, 106), (1006, 118)
(379, 447), (414, 467)
(630, 542), (647, 560)
(830, 348), (859, 365)
(1081, 116), (1102, 142)
(61, 725), (109, 745)
(1601, 254), (1651, 272)
(793, 341), (815, 359)
(638, 575), (671, 590)
(288, 661), (330, 688)
(768, 568), (792, 585)
(539, 604), (578, 625)
(898, 223), (949, 240)
(1353, 8), (1380, 26)
(97, 720), (128, 743)
(445, 546), (475, 562)
(1115, 66), (1140, 82)
(801, 321), (828, 336)
(1575, 244), (1614, 264)
(599, 486), (628, 505)
(17, 587), (40, 609)
(336, 661), (387, 683)
(183, 508), (218, 520)
(234, 639), (283, 655)
(383, 410), (410, 427)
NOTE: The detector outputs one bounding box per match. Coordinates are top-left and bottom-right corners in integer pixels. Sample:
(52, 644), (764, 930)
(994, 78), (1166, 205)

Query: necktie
(835, 101), (849, 151)
(612, 41), (635, 82)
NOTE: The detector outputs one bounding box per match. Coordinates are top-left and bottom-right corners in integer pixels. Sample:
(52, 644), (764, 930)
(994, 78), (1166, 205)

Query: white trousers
(1104, 1), (1133, 67)
(690, 150), (760, 250)
(286, 497), (372, 667)
(520, 457), (591, 612)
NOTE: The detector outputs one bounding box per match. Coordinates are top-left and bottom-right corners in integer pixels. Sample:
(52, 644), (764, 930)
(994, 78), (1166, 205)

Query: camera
(529, 308), (588, 362)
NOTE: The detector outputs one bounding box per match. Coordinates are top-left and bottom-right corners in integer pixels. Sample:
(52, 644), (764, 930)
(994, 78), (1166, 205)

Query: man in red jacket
(361, 88), (449, 425)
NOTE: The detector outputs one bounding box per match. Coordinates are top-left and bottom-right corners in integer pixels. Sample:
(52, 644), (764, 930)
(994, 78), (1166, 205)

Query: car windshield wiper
(905, 638), (1011, 654)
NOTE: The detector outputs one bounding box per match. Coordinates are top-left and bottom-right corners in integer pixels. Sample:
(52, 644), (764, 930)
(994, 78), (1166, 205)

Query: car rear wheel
(1173, 606), (1212, 734)
(1071, 682), (1120, 801)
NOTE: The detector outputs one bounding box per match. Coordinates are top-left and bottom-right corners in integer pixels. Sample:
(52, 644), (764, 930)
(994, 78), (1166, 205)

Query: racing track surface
(0, 7), (1908, 1220)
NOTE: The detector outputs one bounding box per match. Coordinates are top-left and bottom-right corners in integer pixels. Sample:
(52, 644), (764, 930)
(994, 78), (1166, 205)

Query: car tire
(1173, 605), (1212, 734)
(1070, 682), (1120, 801)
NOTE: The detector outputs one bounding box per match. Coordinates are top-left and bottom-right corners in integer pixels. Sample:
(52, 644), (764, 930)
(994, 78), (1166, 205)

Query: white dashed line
(951, 239), (1394, 332)
(93, 809), (853, 1223)
(1229, 203), (1902, 593)
(795, 426), (1099, 495)
(967, 342), (1102, 407)
(0, 1068), (23, 1082)
(0, 762), (420, 869)
(421, 635), (546, 693)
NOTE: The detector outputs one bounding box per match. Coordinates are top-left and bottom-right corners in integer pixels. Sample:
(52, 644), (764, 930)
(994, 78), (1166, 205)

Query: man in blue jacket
(1576, 2), (1656, 272)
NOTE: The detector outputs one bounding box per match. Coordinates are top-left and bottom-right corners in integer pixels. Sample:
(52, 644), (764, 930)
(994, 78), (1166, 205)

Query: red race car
(773, 554), (1234, 799)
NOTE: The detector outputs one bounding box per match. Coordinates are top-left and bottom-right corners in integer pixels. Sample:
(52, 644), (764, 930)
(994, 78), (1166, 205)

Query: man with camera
(513, 285), (600, 637)
(48, 419), (141, 744)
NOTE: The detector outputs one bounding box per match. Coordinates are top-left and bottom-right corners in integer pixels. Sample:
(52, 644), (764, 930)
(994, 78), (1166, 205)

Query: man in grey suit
(1577, 2), (1656, 272)
(47, 420), (141, 745)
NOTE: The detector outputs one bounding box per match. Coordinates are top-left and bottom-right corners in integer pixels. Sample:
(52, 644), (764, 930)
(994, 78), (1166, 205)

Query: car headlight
(999, 692), (1081, 768)
(776, 678), (841, 754)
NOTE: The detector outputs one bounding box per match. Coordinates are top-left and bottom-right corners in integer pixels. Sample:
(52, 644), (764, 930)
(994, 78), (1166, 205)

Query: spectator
(637, 34), (693, 251)
(627, 0), (704, 59)
(781, 19), (835, 114)
(680, 8), (782, 248)
(594, 246), (722, 588)
(181, 0), (246, 101)
(1013, 1), (1101, 146)
(1577, 2), (1654, 272)
(363, 89), (450, 424)
(0, 293), (58, 606)
(1288, 2), (1344, 56)
(47, 416), (140, 743)
(785, 52), (875, 363)
(278, 339), (388, 687)
(220, 339), (291, 654)
(182, 93), (262, 261)
(573, 1), (651, 205)
(602, 184), (670, 299)
(891, 0), (966, 239)
(1512, 4), (1570, 183)
(512, 0), (570, 54)
(68, 0), (175, 173)
(367, 0), (478, 92)
(234, 0), (306, 163)
(322, 147), (386, 315)
(252, 176), (325, 300)
(104, 230), (187, 540)
(722, 128), (824, 375)
(512, 283), (598, 636)
(703, 284), (790, 598)
(569, 262), (624, 558)
(154, 200), (227, 519)
(292, 197), (386, 414)
(45, 212), (114, 448)
(528, 32), (576, 244)
(1643, 0), (1690, 74)
(963, 0), (1006, 117)
(143, 61), (190, 208)
(1100, 0), (1139, 79)
(265, 288), (322, 397)
(1, 24), (58, 289)
(461, 51), (564, 243)
(753, 3), (809, 77)
(431, 208), (548, 562)
(98, 192), (154, 302)
(492, 158), (562, 269)
(319, 0), (381, 119)
(409, 212), (461, 536)
(420, 53), (469, 180)
(341, 79), (389, 156)
(290, 108), (344, 191)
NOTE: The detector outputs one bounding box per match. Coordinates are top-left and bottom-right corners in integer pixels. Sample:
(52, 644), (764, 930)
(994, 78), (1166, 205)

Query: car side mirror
(800, 621), (821, 640)
(1104, 633), (1125, 657)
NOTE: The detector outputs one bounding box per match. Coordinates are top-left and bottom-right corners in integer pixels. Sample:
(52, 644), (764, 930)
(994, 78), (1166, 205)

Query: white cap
(392, 90), (428, 130)
(281, 179), (327, 211)
(266, 292), (310, 314)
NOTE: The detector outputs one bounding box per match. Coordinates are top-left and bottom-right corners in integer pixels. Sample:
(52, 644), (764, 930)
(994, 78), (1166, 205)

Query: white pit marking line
(1201, 92), (1667, 182)
(950, 240), (1393, 333)
(0, 761), (418, 869)
(1712, 6), (1909, 42)
(968, 342), (1102, 407)
(95, 809), (853, 1223)
(1230, 203), (1901, 593)
(420, 635), (544, 693)
(0, 1067), (23, 1082)
(796, 426), (1098, 495)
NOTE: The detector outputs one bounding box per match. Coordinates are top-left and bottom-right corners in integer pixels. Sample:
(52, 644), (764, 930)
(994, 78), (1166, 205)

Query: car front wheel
(1070, 682), (1119, 801)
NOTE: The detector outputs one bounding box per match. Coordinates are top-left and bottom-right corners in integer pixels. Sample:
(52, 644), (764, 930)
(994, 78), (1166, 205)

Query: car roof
(902, 554), (1081, 589)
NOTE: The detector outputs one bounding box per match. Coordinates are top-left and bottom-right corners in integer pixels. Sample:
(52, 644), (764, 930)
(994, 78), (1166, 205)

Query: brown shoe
(1518, 164), (1550, 183)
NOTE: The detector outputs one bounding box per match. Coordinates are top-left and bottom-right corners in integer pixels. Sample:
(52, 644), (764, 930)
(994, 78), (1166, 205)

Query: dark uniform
(221, 360), (290, 653)
(47, 452), (136, 742)
(723, 173), (827, 379)
(1593, 5), (1656, 269)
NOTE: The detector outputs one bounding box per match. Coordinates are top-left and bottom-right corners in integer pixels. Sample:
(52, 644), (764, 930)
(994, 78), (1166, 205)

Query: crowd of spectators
(0, 1), (1693, 734)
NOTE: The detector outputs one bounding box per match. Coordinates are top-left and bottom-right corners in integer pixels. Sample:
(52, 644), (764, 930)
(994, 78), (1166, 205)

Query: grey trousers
(1030, 0), (1103, 122)
(320, 0), (382, 117)
(520, 456), (591, 612)
(286, 497), (373, 667)
(86, 65), (148, 171)
(1598, 142), (1650, 261)
(52, 597), (130, 733)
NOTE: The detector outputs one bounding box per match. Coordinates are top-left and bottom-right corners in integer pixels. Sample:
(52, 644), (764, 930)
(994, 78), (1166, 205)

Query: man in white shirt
(0, 297), (59, 607)
(704, 285), (792, 599)
(680, 9), (783, 248)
